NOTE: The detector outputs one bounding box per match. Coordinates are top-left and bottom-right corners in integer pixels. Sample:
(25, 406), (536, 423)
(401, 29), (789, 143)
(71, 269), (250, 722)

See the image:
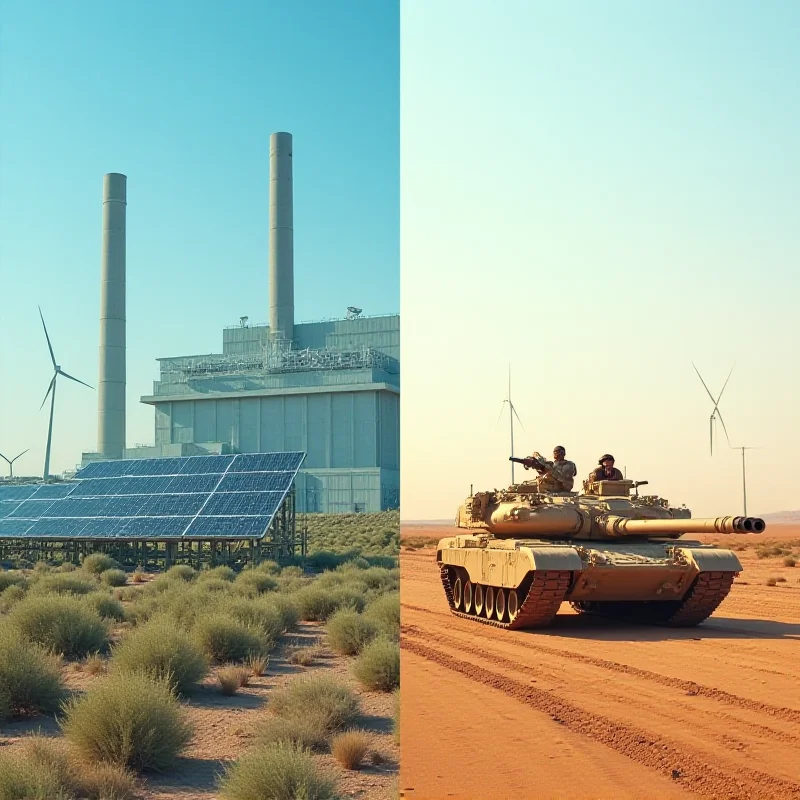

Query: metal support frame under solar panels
(0, 452), (305, 570)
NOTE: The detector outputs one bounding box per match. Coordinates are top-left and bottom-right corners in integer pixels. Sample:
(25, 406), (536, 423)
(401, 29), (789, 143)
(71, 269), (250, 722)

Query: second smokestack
(268, 132), (294, 343)
(97, 173), (127, 460)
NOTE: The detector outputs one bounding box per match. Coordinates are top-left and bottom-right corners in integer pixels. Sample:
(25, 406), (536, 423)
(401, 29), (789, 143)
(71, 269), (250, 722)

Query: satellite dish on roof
(346, 307), (362, 319)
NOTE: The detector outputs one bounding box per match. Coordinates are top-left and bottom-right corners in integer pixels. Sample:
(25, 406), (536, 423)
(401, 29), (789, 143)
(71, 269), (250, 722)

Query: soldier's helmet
(599, 453), (615, 464)
(554, 446), (566, 454)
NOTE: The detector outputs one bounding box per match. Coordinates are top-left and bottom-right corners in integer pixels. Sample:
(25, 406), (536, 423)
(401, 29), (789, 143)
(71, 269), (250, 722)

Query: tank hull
(436, 534), (741, 629)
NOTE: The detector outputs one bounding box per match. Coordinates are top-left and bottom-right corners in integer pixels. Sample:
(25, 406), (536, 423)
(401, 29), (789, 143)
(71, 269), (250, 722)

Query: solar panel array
(0, 452), (305, 540)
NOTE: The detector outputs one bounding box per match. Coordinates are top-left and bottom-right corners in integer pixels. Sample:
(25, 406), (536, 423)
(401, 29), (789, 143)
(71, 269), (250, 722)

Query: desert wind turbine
(496, 364), (525, 484)
(0, 449), (29, 478)
(38, 307), (94, 480)
(692, 362), (735, 455)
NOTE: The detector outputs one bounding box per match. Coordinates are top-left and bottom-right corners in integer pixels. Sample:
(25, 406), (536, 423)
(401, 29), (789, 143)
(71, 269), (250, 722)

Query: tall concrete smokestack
(97, 173), (127, 459)
(268, 132), (294, 342)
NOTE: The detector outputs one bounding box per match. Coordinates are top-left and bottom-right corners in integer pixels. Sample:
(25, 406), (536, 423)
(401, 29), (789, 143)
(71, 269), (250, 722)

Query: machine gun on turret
(509, 453), (550, 473)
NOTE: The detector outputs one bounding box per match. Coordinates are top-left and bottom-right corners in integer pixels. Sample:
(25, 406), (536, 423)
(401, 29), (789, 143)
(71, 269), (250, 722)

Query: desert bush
(0, 584), (26, 613)
(235, 570), (279, 595)
(269, 674), (360, 735)
(784, 556), (796, 567)
(280, 565), (305, 579)
(83, 591), (126, 622)
(60, 671), (193, 772)
(295, 586), (365, 622)
(100, 568), (127, 587)
(766, 577), (778, 586)
(246, 653), (269, 677)
(131, 569), (147, 583)
(363, 591), (400, 639)
(77, 761), (138, 799)
(198, 565), (236, 582)
(8, 595), (110, 659)
(81, 553), (121, 574)
(326, 609), (379, 656)
(0, 625), (65, 716)
(353, 637), (400, 692)
(111, 615), (208, 694)
(83, 653), (106, 676)
(28, 573), (97, 597)
(288, 643), (324, 666)
(0, 571), (26, 593)
(254, 560), (281, 575)
(219, 597), (287, 644)
(217, 742), (338, 800)
(218, 665), (251, 695)
(0, 739), (71, 799)
(165, 564), (196, 582)
(57, 561), (78, 572)
(331, 730), (371, 770)
(256, 714), (328, 750)
(193, 614), (265, 662)
(194, 577), (232, 594)
(269, 594), (301, 630)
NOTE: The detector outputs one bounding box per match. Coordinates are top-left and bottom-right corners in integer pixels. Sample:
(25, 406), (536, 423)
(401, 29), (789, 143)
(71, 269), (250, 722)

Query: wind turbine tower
(498, 365), (524, 484)
(38, 308), (94, 480)
(0, 449), (29, 479)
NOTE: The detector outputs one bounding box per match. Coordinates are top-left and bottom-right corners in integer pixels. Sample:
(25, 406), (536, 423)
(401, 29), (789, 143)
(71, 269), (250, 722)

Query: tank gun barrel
(598, 515), (765, 536)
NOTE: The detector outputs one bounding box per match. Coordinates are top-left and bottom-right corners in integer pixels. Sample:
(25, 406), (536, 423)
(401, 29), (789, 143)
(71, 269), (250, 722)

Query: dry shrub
(8, 595), (110, 659)
(295, 586), (365, 622)
(131, 570), (146, 583)
(84, 653), (107, 676)
(83, 591), (126, 622)
(77, 761), (138, 799)
(256, 713), (331, 751)
(165, 564), (196, 582)
(326, 609), (379, 656)
(29, 573), (97, 597)
(82, 553), (121, 575)
(60, 671), (193, 772)
(784, 556), (796, 567)
(268, 594), (301, 630)
(100, 568), (128, 587)
(269, 674), (360, 736)
(246, 653), (269, 677)
(111, 614), (208, 694)
(288, 642), (324, 666)
(57, 561), (78, 573)
(353, 637), (399, 692)
(0, 584), (26, 613)
(363, 591), (400, 639)
(0, 571), (26, 593)
(217, 665), (251, 696)
(198, 565), (236, 583)
(331, 729), (371, 770)
(766, 577), (778, 586)
(193, 613), (265, 662)
(218, 596), (286, 645)
(0, 625), (65, 717)
(235, 570), (279, 595)
(217, 742), (337, 800)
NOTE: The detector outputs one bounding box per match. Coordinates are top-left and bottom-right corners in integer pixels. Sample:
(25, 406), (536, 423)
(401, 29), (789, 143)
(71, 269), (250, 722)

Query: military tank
(437, 459), (765, 629)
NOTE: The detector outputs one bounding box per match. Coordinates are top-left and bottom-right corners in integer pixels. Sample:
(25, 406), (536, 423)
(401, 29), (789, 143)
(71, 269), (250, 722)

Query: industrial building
(80, 132), (399, 513)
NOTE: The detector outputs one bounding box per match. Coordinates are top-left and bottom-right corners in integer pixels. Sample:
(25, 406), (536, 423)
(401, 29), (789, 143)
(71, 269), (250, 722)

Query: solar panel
(0, 451), (305, 540)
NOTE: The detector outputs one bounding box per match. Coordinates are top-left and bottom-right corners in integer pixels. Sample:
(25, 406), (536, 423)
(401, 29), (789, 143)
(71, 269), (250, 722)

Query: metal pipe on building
(268, 132), (294, 343)
(97, 172), (127, 459)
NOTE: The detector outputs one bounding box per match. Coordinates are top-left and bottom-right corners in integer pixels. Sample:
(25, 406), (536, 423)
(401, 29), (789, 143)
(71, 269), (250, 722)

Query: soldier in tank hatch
(525, 446), (577, 492)
(588, 454), (624, 482)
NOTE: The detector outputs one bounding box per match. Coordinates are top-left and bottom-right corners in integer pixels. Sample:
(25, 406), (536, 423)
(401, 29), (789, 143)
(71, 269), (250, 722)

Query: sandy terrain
(399, 524), (800, 800)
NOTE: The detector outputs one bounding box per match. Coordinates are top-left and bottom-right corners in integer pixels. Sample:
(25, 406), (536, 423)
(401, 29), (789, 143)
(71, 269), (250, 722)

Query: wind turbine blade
(40, 375), (56, 410)
(0, 452), (10, 466)
(714, 362), (736, 405)
(58, 369), (94, 390)
(510, 402), (525, 431)
(13, 449), (29, 462)
(716, 407), (733, 448)
(692, 363), (721, 408)
(495, 401), (507, 428)
(38, 306), (57, 369)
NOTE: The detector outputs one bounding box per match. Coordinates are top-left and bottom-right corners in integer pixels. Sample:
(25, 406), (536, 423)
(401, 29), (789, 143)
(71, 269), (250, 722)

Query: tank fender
(677, 547), (743, 573)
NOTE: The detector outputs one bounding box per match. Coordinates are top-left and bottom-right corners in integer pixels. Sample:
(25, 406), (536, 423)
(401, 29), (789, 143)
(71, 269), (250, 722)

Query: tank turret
(437, 469), (765, 630)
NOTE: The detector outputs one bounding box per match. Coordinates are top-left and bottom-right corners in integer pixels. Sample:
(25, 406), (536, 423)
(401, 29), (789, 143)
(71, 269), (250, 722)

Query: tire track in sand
(401, 638), (800, 800)
(403, 623), (800, 744)
(401, 604), (800, 724)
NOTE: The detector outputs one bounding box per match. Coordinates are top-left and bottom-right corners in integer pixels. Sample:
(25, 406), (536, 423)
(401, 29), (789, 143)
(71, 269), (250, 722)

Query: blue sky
(401, 0), (799, 519)
(0, 0), (399, 477)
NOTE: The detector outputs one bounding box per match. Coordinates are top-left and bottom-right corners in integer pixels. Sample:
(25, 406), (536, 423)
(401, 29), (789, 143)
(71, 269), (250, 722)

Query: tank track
(569, 571), (736, 627)
(663, 571), (736, 626)
(440, 565), (572, 630)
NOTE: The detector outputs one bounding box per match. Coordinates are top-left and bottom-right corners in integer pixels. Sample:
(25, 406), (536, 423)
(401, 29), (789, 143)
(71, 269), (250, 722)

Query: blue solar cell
(71, 474), (219, 497)
(9, 499), (60, 518)
(216, 472), (294, 493)
(27, 518), (89, 537)
(32, 483), (79, 499)
(177, 455), (236, 475)
(0, 518), (34, 537)
(199, 491), (283, 517)
(119, 517), (192, 537)
(184, 515), (272, 537)
(137, 495), (205, 517)
(0, 502), (22, 519)
(229, 452), (304, 473)
(0, 486), (38, 501)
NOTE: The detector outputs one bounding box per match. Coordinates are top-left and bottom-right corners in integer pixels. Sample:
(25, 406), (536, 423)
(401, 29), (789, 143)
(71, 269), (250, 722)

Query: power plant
(79, 132), (399, 513)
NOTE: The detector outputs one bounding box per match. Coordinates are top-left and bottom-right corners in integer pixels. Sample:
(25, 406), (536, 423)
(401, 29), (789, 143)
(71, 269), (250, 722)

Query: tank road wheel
(495, 588), (507, 622)
(485, 586), (495, 619)
(452, 575), (464, 611)
(507, 589), (520, 622)
(474, 584), (485, 617)
(463, 581), (474, 614)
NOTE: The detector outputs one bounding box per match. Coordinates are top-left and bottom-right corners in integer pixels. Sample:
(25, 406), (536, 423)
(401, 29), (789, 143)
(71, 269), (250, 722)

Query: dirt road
(399, 525), (800, 800)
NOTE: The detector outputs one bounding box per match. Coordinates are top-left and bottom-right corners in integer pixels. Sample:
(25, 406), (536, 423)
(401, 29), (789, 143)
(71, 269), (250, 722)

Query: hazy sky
(401, 1), (799, 520)
(0, 0), (398, 478)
